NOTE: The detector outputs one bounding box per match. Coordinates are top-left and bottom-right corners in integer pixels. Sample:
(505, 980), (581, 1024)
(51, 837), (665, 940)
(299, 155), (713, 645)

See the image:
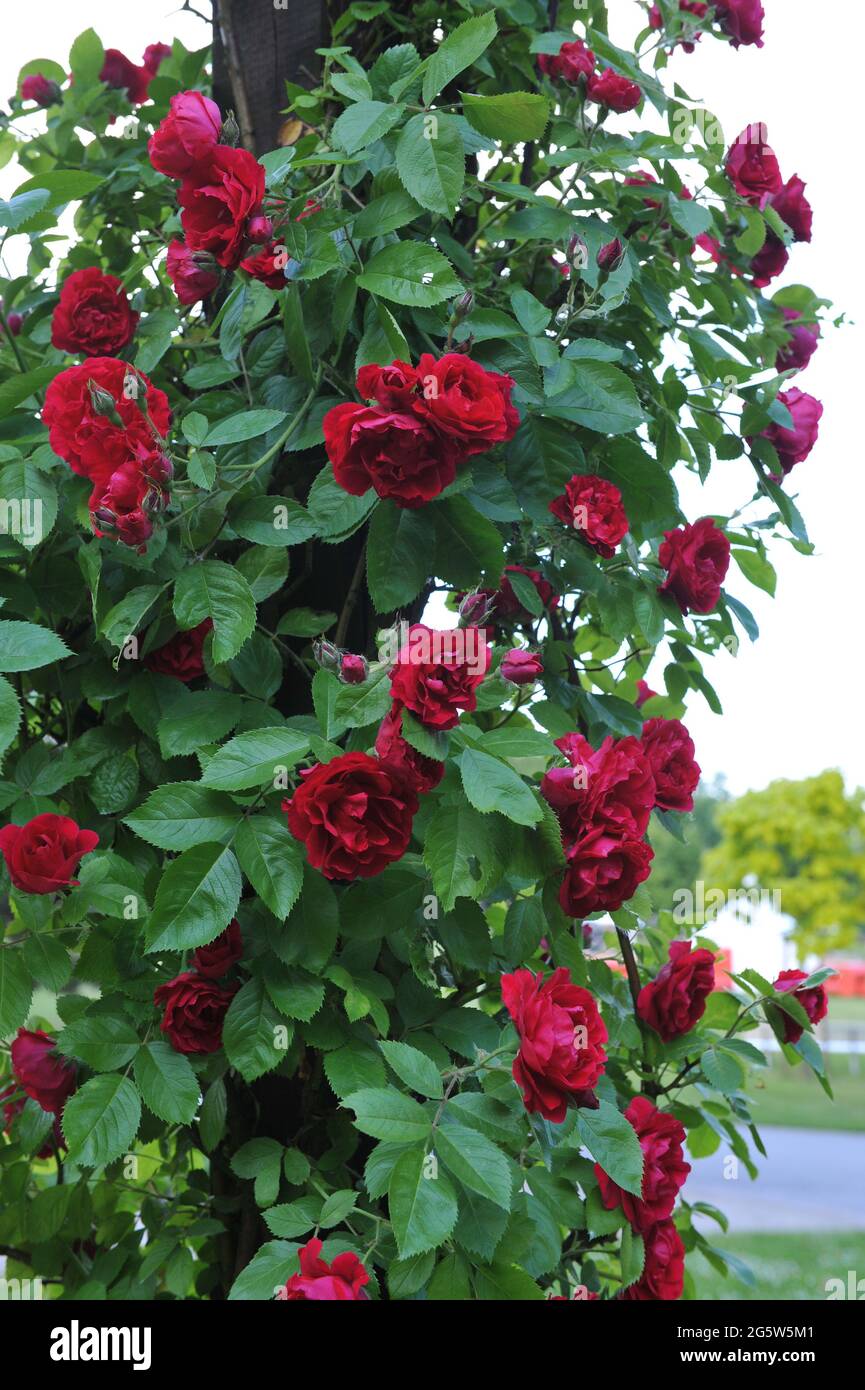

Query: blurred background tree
(648, 776), (728, 915)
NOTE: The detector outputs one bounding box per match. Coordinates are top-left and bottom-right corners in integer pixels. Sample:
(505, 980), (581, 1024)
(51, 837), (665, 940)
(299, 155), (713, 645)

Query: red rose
(340, 653), (368, 685)
(276, 1237), (369, 1300)
(284, 751), (418, 881)
(179, 145), (266, 269)
(620, 1219), (685, 1300)
(193, 919), (243, 979)
(100, 49), (150, 105)
(635, 679), (657, 709)
(501, 968), (608, 1123)
(549, 474), (628, 558)
(714, 0), (765, 48)
(389, 624), (490, 731)
(148, 90), (222, 180)
(412, 353), (519, 455)
(637, 940), (716, 1041)
(52, 268), (139, 358)
(776, 309), (819, 374)
(143, 43), (172, 77)
(597, 238), (625, 272)
(240, 240), (290, 289)
(773, 969), (828, 1045)
(759, 388), (823, 477)
(90, 458), (159, 550)
(544, 732), (656, 840)
(538, 40), (595, 82)
(374, 702), (445, 795)
(323, 402), (460, 508)
(42, 357), (171, 490)
(356, 360), (421, 410)
(749, 233), (788, 288)
(10, 1029), (77, 1114)
(725, 125), (782, 206)
(658, 517), (730, 615)
(587, 69), (642, 113)
(154, 971), (237, 1054)
(641, 717), (700, 813)
(501, 649), (543, 686)
(560, 829), (654, 918)
(166, 240), (220, 305)
(144, 618), (213, 682)
(770, 174), (812, 244)
(595, 1095), (690, 1233)
(21, 73), (61, 107)
(0, 813), (98, 895)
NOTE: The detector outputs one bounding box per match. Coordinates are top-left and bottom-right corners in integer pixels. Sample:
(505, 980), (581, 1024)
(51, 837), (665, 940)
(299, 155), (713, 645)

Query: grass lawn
(747, 1052), (865, 1132)
(691, 1232), (865, 1300)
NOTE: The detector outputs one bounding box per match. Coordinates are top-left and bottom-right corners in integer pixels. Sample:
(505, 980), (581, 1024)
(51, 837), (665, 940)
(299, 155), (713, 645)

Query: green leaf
(144, 844), (242, 952)
(58, 1016), (140, 1072)
(431, 496), (504, 586)
(388, 1147), (459, 1258)
(353, 190), (422, 238)
(125, 783), (241, 851)
(0, 458), (58, 544)
(332, 100), (406, 153)
(22, 934), (72, 992)
(0, 619), (70, 673)
(395, 112), (465, 217)
(461, 92), (549, 142)
(264, 1198), (322, 1238)
(702, 1046), (745, 1095)
(62, 1074), (141, 1168)
(332, 665), (392, 730)
(577, 1101), (644, 1198)
(228, 1240), (298, 1300)
(134, 1041), (200, 1125)
(473, 1262), (545, 1301)
(236, 816), (304, 920)
(157, 691), (244, 759)
(503, 894), (545, 965)
(379, 1040), (443, 1099)
(231, 1136), (284, 1206)
(223, 977), (292, 1081)
(422, 11), (498, 105)
(264, 966), (325, 1022)
(198, 1079), (227, 1151)
(460, 747), (542, 827)
(356, 242), (461, 307)
(173, 561), (256, 665)
(231, 496), (317, 547)
(324, 1044), (387, 1098)
(0, 948), (33, 1037)
(423, 801), (494, 911)
(0, 675), (19, 766)
(69, 27), (105, 84)
(201, 726), (310, 791)
(101, 585), (166, 649)
(343, 1087), (431, 1143)
(366, 501), (432, 612)
(544, 362), (645, 435)
(435, 1119), (512, 1210)
(620, 1224), (645, 1289)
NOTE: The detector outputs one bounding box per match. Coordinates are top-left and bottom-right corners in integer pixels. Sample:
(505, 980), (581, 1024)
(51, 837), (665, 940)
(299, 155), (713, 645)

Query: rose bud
(220, 111), (240, 146)
(247, 213), (274, 244)
(597, 237), (625, 272)
(86, 379), (124, 426)
(501, 649), (543, 685)
(4, 312), (24, 336)
(145, 452), (174, 485)
(21, 73), (63, 107)
(313, 637), (341, 672)
(458, 589), (496, 628)
(92, 506), (117, 530)
(340, 652), (368, 684)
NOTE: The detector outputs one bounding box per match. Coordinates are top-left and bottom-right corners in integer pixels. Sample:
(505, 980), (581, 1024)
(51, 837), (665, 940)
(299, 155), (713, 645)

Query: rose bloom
(148, 90), (222, 180)
(648, 1), (708, 52)
(559, 829), (653, 918)
(776, 308), (819, 374)
(21, 73), (61, 107)
(323, 402), (461, 508)
(538, 39), (595, 82)
(90, 447), (169, 551)
(145, 618), (213, 682)
(143, 43), (172, 77)
(587, 69), (642, 113)
(725, 125), (782, 206)
(0, 813), (98, 895)
(595, 1095), (690, 1233)
(166, 240), (220, 305)
(597, 237), (625, 272)
(42, 356), (171, 490)
(770, 174), (812, 244)
(641, 717), (700, 813)
(357, 360), (422, 410)
(179, 145), (266, 269)
(714, 0), (765, 48)
(10, 1029), (77, 1114)
(276, 1238), (369, 1301)
(284, 751), (418, 881)
(412, 353), (520, 456)
(620, 1219), (685, 1300)
(389, 623), (490, 731)
(374, 702), (444, 795)
(658, 516), (730, 615)
(501, 968), (609, 1122)
(501, 649), (543, 686)
(759, 388), (823, 477)
(51, 268), (139, 358)
(773, 969), (828, 1045)
(637, 940), (716, 1041)
(544, 732), (655, 841)
(240, 240), (290, 289)
(192, 919), (243, 979)
(549, 474), (628, 558)
(154, 971), (237, 1054)
(100, 49), (151, 105)
(635, 679), (657, 709)
(749, 233), (789, 288)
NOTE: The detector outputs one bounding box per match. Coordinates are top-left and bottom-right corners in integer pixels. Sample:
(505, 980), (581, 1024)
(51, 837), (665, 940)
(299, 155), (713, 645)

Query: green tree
(648, 776), (727, 914)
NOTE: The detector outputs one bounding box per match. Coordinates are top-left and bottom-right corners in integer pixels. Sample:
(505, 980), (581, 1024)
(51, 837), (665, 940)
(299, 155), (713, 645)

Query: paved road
(687, 1125), (865, 1232)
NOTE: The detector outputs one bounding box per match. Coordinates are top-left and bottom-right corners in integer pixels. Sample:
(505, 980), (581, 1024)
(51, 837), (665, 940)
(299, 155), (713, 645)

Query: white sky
(1, 0), (861, 796)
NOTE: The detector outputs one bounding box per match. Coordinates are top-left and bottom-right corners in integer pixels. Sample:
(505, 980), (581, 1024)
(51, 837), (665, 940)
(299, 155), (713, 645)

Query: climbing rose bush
(0, 1), (836, 1303)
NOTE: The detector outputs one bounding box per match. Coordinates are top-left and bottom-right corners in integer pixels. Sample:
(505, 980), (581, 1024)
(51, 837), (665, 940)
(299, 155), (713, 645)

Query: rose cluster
(42, 356), (172, 550)
(323, 354), (519, 508)
(648, 0), (764, 50)
(538, 39), (642, 113)
(20, 41), (169, 111)
(153, 921), (243, 1054)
